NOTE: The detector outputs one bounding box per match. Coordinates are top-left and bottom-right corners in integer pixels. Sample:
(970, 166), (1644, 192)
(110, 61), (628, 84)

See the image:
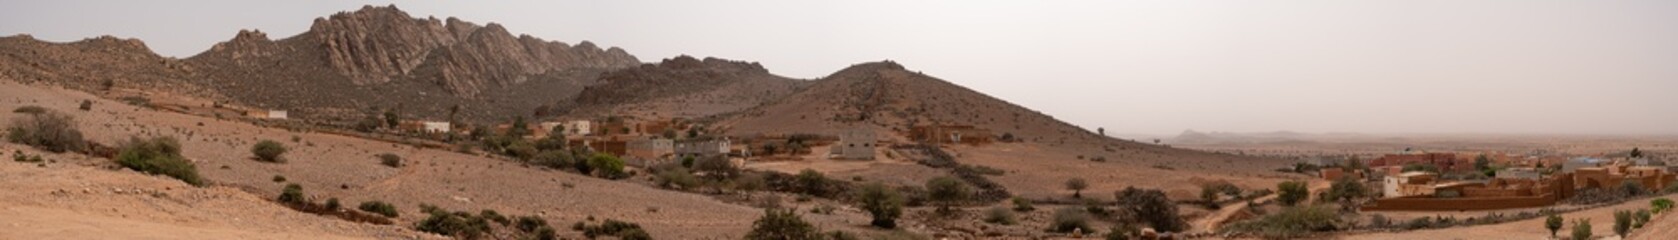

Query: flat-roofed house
(626, 138), (675, 166)
(677, 138), (731, 157)
(830, 128), (877, 160)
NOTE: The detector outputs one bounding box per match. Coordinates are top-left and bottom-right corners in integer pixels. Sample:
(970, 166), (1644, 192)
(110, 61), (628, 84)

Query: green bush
(795, 169), (829, 196)
(251, 140), (287, 163)
(358, 201), (398, 218)
(324, 198), (342, 211)
(378, 153), (402, 168)
(114, 136), (202, 186)
(855, 183), (903, 228)
(479, 210), (509, 226)
(586, 153), (626, 179)
(1048, 207), (1091, 233)
(1065, 178), (1089, 198)
(278, 184), (305, 204)
(1654, 198), (1675, 214)
(1278, 181), (1309, 206)
(1545, 213), (1563, 237)
(1614, 210), (1632, 238)
(580, 219), (649, 240)
(1571, 219), (1592, 240)
(745, 208), (819, 240)
(6, 108), (85, 153)
(1635, 209), (1651, 228)
(655, 167), (701, 189)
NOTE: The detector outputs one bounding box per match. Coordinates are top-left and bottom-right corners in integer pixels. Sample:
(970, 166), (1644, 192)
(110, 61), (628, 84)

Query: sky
(3, 0), (1676, 136)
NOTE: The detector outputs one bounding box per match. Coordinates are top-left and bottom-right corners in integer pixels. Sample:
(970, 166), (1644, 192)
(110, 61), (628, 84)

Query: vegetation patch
(114, 136), (203, 186)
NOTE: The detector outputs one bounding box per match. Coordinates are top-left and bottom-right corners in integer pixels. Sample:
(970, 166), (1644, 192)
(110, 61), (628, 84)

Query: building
(626, 138), (675, 166)
(1572, 163), (1677, 191)
(1320, 167), (1364, 181)
(909, 125), (994, 145)
(677, 138), (731, 157)
(1496, 168), (1542, 180)
(1383, 171), (1438, 198)
(567, 120), (594, 135)
(1369, 153), (1469, 172)
(1562, 157), (1606, 173)
(830, 128), (877, 160)
(1362, 173), (1574, 211)
(247, 110), (287, 119)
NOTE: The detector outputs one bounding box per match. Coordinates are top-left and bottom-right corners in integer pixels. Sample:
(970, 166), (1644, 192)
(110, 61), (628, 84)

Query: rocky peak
(308, 4), (462, 84)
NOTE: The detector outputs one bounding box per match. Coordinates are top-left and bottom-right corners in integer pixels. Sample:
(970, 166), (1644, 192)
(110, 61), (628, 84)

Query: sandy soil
(0, 143), (431, 240)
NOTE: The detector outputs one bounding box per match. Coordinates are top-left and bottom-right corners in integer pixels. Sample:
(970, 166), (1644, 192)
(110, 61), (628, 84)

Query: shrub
(1571, 219), (1592, 240)
(1324, 176), (1370, 203)
(1115, 187), (1188, 232)
(794, 169), (829, 196)
(378, 153), (402, 168)
(692, 155), (741, 180)
(1048, 207), (1091, 233)
(114, 136), (202, 186)
(477, 210), (509, 226)
(278, 184), (305, 204)
(358, 201), (398, 217)
(746, 208), (820, 239)
(655, 167), (700, 189)
(1621, 181), (1647, 196)
(1405, 217), (1433, 230)
(580, 219), (650, 240)
(1545, 213), (1563, 237)
(855, 183), (903, 228)
(78, 100), (92, 111)
(415, 210), (491, 239)
(251, 140), (287, 163)
(1012, 196), (1035, 212)
(1224, 205), (1338, 239)
(324, 198), (342, 211)
(6, 108), (85, 153)
(1635, 209), (1651, 228)
(1278, 181), (1309, 206)
(1614, 210), (1632, 237)
(533, 226), (557, 240)
(273, 175), (286, 182)
(1065, 178), (1089, 198)
(1653, 198), (1674, 214)
(586, 153), (626, 179)
(516, 215), (548, 232)
(926, 176), (971, 215)
(531, 150), (573, 169)
(984, 206), (1016, 225)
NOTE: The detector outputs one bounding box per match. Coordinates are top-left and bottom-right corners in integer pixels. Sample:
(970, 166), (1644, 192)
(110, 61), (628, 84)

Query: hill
(565, 55), (809, 119)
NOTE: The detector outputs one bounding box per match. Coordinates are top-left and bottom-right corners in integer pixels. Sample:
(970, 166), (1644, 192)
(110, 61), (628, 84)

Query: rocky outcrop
(192, 4), (640, 97)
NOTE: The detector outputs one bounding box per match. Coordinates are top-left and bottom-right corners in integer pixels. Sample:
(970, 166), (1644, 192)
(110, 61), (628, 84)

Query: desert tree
(6, 107), (85, 153)
(1115, 187), (1188, 232)
(926, 176), (971, 215)
(1065, 177), (1089, 198)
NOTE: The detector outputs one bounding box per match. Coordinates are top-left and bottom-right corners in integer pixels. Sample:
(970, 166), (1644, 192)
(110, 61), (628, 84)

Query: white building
(564, 120), (593, 136)
(830, 128), (877, 160)
(422, 121), (451, 133)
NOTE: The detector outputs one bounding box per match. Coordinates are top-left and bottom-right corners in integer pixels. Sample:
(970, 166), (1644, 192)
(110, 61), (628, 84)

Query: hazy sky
(4, 1), (1676, 135)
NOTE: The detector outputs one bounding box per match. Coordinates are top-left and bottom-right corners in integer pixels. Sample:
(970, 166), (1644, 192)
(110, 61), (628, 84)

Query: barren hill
(566, 55), (809, 119)
(717, 61), (1106, 145)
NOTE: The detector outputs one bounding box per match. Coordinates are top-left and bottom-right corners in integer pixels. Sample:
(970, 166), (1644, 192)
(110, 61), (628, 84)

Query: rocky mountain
(565, 55), (808, 119)
(0, 5), (640, 123)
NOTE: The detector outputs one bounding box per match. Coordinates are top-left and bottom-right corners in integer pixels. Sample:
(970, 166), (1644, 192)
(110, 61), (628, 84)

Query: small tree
(926, 176), (971, 215)
(1012, 196), (1036, 212)
(1065, 178), (1089, 198)
(1545, 213), (1563, 237)
(382, 109), (399, 129)
(855, 183), (903, 228)
(1473, 154), (1492, 172)
(278, 184), (305, 204)
(1115, 187), (1188, 232)
(251, 140), (287, 163)
(745, 208), (819, 240)
(984, 206), (1016, 225)
(1571, 219), (1592, 240)
(1631, 147), (1643, 158)
(1278, 181), (1309, 206)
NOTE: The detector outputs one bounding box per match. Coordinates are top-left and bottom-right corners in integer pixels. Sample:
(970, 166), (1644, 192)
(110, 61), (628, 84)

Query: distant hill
(565, 55), (809, 119)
